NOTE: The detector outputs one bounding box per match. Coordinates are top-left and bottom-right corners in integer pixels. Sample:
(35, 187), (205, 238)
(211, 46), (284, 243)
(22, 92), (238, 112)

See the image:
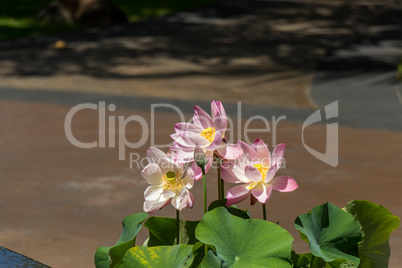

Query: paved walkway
(312, 37), (402, 131)
(0, 0), (401, 267)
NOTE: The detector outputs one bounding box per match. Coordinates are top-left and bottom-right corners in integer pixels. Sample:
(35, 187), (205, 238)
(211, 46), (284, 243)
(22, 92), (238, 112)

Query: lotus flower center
(200, 127), (216, 142)
(253, 163), (269, 180)
(162, 171), (184, 193)
(165, 171), (176, 182)
(245, 164), (269, 190)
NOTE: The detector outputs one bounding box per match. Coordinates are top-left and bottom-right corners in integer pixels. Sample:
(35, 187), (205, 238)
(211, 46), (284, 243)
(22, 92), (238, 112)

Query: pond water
(0, 247), (49, 267)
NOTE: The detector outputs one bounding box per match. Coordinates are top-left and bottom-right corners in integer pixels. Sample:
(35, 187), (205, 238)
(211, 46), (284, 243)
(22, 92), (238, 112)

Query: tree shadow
(0, 0), (401, 80)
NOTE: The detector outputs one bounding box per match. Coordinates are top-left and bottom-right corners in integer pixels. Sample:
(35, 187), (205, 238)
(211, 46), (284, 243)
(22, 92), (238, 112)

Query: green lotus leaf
(196, 206), (293, 267)
(291, 251), (355, 268)
(208, 199), (250, 219)
(191, 241), (206, 268)
(201, 250), (222, 268)
(295, 202), (361, 266)
(120, 244), (194, 267)
(344, 200), (400, 268)
(94, 212), (148, 268)
(291, 251), (314, 268)
(326, 259), (356, 268)
(144, 216), (199, 246)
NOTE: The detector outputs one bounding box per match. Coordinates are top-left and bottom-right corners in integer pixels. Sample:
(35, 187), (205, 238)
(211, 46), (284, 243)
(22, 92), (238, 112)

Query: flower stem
(202, 166), (207, 214)
(311, 255), (316, 267)
(262, 203), (267, 220)
(220, 174), (224, 200)
(176, 210), (180, 244)
(217, 157), (222, 200)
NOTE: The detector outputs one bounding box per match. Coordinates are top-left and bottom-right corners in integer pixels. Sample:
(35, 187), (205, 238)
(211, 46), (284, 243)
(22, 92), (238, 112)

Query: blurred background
(0, 0), (401, 267)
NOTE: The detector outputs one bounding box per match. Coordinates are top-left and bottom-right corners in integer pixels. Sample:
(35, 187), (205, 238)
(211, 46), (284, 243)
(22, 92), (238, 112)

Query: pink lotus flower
(141, 147), (195, 213)
(170, 100), (243, 179)
(221, 139), (298, 206)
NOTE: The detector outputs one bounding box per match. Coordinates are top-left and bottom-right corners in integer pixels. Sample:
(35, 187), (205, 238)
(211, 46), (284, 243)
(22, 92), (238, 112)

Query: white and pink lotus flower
(170, 100), (243, 180)
(141, 100), (297, 213)
(141, 147), (195, 213)
(221, 139), (298, 206)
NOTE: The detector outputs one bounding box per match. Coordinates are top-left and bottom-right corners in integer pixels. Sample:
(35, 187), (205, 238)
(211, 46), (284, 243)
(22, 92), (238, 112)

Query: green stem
(202, 166), (207, 214)
(217, 157), (222, 200)
(176, 210), (180, 244)
(220, 175), (224, 200)
(311, 255), (316, 267)
(262, 203), (267, 221)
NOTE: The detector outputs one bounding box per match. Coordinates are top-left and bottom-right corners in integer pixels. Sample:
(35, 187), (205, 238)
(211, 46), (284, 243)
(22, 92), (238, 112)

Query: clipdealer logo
(302, 101), (338, 167)
(64, 101), (339, 167)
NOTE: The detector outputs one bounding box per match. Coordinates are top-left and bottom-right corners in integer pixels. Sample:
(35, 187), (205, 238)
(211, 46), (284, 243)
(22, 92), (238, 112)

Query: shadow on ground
(0, 0), (401, 80)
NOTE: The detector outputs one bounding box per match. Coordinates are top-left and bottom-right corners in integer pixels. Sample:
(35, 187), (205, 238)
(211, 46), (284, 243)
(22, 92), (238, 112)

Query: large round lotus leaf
(120, 244), (193, 268)
(344, 200), (400, 268)
(295, 202), (361, 266)
(195, 207), (293, 267)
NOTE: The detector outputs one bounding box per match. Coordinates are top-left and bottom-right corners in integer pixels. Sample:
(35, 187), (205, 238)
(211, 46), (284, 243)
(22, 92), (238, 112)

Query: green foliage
(200, 250), (221, 268)
(0, 0), (77, 40)
(291, 251), (356, 268)
(294, 202), (362, 266)
(208, 199), (250, 219)
(120, 244), (194, 268)
(144, 216), (199, 246)
(196, 207), (294, 267)
(344, 200), (400, 268)
(190, 242), (207, 268)
(0, 1), (52, 18)
(94, 212), (148, 268)
(0, 0), (221, 40)
(94, 200), (400, 267)
(291, 251), (314, 268)
(112, 0), (220, 22)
